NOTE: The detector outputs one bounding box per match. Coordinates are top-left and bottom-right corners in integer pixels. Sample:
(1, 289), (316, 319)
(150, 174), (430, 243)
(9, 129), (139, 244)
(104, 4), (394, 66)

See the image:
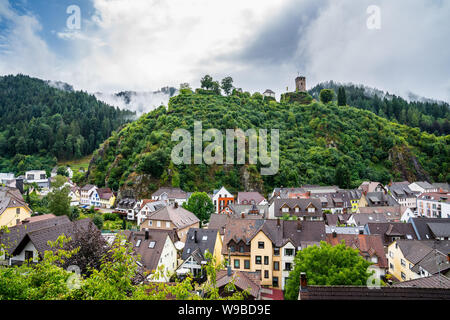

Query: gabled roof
(350, 213), (388, 225)
(0, 186), (30, 216)
(11, 218), (94, 256)
(80, 184), (96, 191)
(146, 204), (199, 229)
(216, 270), (261, 298)
(97, 188), (114, 200)
(358, 206), (406, 222)
(152, 187), (187, 199)
(326, 233), (388, 268)
(208, 214), (230, 235)
(222, 219), (265, 254)
(237, 192), (266, 204)
(181, 228), (219, 261)
(124, 229), (177, 272)
(0, 215), (71, 255)
(366, 222), (417, 246)
(391, 275), (450, 289)
(273, 198), (323, 217)
(410, 217), (450, 240)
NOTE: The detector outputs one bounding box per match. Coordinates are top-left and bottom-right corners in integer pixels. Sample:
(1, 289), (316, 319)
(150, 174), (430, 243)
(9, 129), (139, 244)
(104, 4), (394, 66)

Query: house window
(401, 272), (406, 280)
(390, 263), (394, 270)
(273, 261), (279, 271)
(16, 208), (20, 215)
(284, 262), (292, 271)
(264, 256), (269, 265)
(234, 259), (240, 269)
(166, 222), (170, 228)
(282, 207), (289, 213)
(274, 248), (280, 256)
(239, 246), (244, 253)
(264, 270), (269, 279)
(202, 236), (208, 241)
(157, 221), (161, 227)
(273, 277), (279, 288)
(401, 259), (406, 267)
(149, 241), (156, 248)
(24, 250), (33, 261)
(255, 256), (262, 265)
(389, 251), (393, 258)
(285, 248), (294, 256)
(229, 245), (235, 252)
(244, 260), (250, 269)
(258, 241), (265, 249)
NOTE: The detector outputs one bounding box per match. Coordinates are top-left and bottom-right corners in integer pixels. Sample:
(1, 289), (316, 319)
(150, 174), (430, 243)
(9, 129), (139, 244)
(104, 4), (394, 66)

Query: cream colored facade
(140, 218), (200, 242)
(387, 241), (420, 282)
(0, 206), (32, 228)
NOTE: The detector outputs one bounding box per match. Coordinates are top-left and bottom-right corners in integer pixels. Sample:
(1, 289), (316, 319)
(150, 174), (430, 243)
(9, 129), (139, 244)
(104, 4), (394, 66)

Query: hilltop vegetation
(86, 86), (449, 197)
(309, 81), (450, 136)
(0, 75), (135, 174)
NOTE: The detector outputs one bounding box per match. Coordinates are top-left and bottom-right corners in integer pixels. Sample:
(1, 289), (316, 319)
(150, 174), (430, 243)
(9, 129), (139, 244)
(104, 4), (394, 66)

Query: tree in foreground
(182, 192), (215, 227)
(284, 241), (372, 300)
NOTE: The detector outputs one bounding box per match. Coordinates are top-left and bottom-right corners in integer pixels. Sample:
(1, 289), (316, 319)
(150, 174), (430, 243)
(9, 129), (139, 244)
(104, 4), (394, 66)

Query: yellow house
(0, 187), (32, 228)
(387, 239), (450, 282)
(97, 188), (116, 209)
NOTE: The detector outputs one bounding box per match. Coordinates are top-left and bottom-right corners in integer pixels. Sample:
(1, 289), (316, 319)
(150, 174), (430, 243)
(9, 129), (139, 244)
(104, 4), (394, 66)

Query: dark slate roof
(350, 213), (388, 225)
(11, 218), (95, 256)
(326, 234), (388, 269)
(366, 222), (417, 246)
(410, 217), (450, 240)
(391, 275), (450, 289)
(396, 240), (450, 271)
(365, 192), (399, 207)
(427, 223), (450, 238)
(181, 228), (219, 261)
(0, 215), (71, 255)
(272, 198), (323, 217)
(298, 285), (450, 300)
(388, 183), (417, 199)
(208, 214), (229, 235)
(216, 270), (261, 298)
(260, 220), (326, 248)
(221, 219), (265, 255)
(124, 229), (177, 272)
(147, 204), (199, 229)
(151, 187), (187, 199)
(410, 249), (450, 275)
(80, 184), (96, 191)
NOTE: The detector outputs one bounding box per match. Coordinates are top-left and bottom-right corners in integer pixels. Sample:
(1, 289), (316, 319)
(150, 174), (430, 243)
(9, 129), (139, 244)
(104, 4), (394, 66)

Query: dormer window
(136, 240), (141, 247)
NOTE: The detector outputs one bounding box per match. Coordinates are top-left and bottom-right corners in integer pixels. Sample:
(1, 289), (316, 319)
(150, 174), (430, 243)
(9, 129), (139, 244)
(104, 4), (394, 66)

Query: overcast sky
(0, 0), (449, 102)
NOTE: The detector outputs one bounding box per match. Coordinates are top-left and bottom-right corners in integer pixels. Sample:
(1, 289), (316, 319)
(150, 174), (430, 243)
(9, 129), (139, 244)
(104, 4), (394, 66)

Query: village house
(0, 173), (15, 185)
(80, 184), (97, 206)
(24, 170), (50, 189)
(409, 217), (450, 240)
(135, 199), (167, 226)
(222, 218), (326, 290)
(268, 198), (323, 221)
(262, 89), (275, 99)
(326, 232), (388, 276)
(151, 187), (188, 206)
(387, 239), (450, 282)
(433, 183), (450, 193)
(212, 186), (234, 214)
(360, 191), (399, 207)
(358, 181), (386, 194)
(96, 187), (116, 209)
(0, 216), (93, 265)
(0, 187), (32, 228)
(237, 192), (267, 205)
(224, 203), (268, 219)
(115, 198), (138, 220)
(365, 222), (417, 248)
(347, 212), (388, 226)
(68, 186), (81, 206)
(215, 269), (262, 300)
(357, 206), (413, 223)
(416, 192), (450, 218)
(140, 203), (200, 242)
(122, 229), (178, 282)
(177, 228), (223, 279)
(409, 181), (438, 194)
(387, 181), (419, 209)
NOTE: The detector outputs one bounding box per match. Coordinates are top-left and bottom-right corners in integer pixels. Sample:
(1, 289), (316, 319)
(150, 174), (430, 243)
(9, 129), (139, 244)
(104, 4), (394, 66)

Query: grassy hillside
(86, 89), (449, 197)
(0, 75), (135, 175)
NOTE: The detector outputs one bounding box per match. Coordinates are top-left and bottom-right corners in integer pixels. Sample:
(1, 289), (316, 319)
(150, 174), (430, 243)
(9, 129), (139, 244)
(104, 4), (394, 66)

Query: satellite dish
(175, 241), (185, 250)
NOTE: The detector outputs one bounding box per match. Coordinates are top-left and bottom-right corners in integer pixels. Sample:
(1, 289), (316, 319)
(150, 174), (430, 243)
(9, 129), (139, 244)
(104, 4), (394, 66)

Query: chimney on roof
(145, 230), (149, 240)
(277, 218), (280, 227)
(359, 229), (364, 235)
(194, 230), (198, 243)
(297, 219), (302, 231)
(299, 272), (308, 292)
(174, 202), (178, 209)
(241, 212), (245, 219)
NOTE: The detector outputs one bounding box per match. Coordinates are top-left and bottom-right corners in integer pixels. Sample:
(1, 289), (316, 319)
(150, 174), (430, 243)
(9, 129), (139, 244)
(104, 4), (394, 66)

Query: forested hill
(86, 89), (449, 197)
(309, 81), (450, 136)
(0, 75), (135, 174)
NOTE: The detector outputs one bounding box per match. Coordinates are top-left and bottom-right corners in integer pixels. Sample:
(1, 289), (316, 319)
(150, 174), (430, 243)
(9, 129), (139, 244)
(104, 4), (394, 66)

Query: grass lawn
(58, 154), (93, 172)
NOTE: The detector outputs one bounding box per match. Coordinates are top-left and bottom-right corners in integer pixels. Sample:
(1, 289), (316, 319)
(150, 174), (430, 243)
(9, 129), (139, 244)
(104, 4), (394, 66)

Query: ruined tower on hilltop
(295, 76), (306, 92)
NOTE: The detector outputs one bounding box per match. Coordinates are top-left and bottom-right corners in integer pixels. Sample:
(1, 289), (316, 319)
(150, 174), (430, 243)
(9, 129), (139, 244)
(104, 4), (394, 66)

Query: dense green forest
(309, 81), (450, 136)
(0, 75), (135, 174)
(86, 85), (449, 196)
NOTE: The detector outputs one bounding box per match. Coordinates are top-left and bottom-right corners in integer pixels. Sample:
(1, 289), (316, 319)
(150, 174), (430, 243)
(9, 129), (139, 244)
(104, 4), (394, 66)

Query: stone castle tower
(295, 76), (306, 92)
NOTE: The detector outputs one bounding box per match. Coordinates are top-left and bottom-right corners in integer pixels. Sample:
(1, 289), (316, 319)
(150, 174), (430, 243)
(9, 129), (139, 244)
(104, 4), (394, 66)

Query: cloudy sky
(0, 0), (449, 102)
